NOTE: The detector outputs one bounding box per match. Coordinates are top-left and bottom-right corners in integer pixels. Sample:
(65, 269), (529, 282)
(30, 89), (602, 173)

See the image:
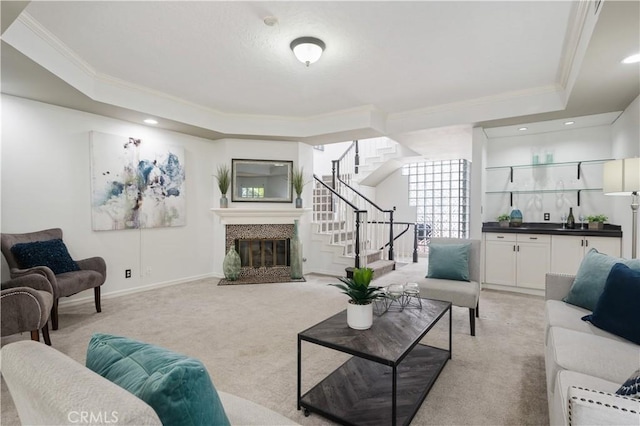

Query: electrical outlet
(544, 213), (550, 221)
(125, 269), (131, 278)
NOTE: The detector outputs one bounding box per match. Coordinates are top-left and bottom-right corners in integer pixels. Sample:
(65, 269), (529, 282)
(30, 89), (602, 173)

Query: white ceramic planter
(347, 302), (373, 330)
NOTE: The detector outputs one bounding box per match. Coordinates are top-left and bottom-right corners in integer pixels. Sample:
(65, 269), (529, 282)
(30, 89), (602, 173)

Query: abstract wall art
(90, 131), (186, 230)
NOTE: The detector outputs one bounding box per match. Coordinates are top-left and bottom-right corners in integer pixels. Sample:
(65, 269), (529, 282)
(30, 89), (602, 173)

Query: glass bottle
(566, 207), (575, 229)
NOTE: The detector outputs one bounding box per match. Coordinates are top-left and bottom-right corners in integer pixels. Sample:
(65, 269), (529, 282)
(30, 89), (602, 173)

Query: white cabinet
(484, 233), (551, 291)
(550, 235), (622, 275)
(485, 234), (517, 286)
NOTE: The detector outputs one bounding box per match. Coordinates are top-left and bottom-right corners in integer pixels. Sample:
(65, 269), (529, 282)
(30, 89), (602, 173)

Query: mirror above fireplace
(231, 159), (293, 203)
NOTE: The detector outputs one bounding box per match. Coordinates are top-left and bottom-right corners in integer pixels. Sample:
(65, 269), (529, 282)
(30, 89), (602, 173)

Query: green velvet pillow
(564, 249), (640, 311)
(427, 243), (470, 281)
(86, 333), (230, 426)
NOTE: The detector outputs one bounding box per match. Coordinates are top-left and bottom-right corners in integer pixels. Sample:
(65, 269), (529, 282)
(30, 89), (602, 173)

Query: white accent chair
(416, 238), (481, 336)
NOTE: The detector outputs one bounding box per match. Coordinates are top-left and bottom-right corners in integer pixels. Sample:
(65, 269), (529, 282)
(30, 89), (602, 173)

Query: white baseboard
(58, 273), (216, 308)
(482, 283), (544, 297)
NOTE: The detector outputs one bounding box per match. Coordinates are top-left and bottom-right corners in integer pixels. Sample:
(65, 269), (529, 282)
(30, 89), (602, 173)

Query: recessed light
(144, 118), (158, 125)
(564, 121), (575, 125)
(622, 53), (640, 64)
(518, 127), (528, 131)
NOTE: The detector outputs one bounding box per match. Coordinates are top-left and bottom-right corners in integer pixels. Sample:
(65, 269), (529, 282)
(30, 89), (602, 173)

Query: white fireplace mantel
(211, 207), (311, 225)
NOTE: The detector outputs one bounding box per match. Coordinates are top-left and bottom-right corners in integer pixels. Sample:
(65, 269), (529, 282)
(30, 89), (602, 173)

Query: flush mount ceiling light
(518, 127), (528, 131)
(290, 37), (325, 67)
(564, 121), (575, 125)
(143, 118), (158, 125)
(622, 53), (640, 64)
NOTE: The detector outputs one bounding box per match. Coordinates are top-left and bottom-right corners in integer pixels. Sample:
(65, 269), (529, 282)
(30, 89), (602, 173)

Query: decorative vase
(509, 208), (523, 227)
(223, 247), (241, 281)
(220, 195), (228, 208)
(290, 219), (303, 279)
(347, 302), (373, 330)
(295, 196), (302, 209)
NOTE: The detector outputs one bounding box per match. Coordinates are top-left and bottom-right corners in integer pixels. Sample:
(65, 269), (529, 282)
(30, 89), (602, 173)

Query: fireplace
(235, 238), (290, 268)
(225, 223), (296, 283)
(212, 207), (307, 284)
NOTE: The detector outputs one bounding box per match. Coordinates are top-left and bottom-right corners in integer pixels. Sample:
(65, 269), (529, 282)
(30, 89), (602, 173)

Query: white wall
(611, 95), (640, 159)
(312, 141), (351, 177)
(1, 95), (313, 301)
(610, 95), (640, 257)
(483, 97), (640, 258)
(1, 95), (218, 300)
(375, 168), (415, 223)
(484, 125), (613, 224)
(212, 138), (312, 276)
(470, 127), (487, 239)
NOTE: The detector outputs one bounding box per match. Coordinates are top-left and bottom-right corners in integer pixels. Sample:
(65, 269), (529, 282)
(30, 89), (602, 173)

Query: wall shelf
(486, 159), (612, 183)
(485, 189), (604, 207)
(485, 158), (611, 207)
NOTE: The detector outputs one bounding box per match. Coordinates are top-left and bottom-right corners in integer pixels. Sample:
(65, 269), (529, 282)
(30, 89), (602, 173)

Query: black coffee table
(297, 298), (451, 426)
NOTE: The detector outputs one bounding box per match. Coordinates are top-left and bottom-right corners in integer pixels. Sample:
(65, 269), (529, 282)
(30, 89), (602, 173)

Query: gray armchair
(417, 238), (481, 336)
(1, 228), (106, 330)
(1, 274), (54, 345)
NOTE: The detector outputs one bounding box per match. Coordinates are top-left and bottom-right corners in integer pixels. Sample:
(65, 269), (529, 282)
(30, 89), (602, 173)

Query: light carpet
(1, 259), (548, 425)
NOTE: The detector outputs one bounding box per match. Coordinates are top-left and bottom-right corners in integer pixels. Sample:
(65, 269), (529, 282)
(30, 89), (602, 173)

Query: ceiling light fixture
(290, 37), (325, 67)
(144, 118), (158, 125)
(622, 53), (640, 64)
(564, 121), (575, 125)
(518, 127), (528, 131)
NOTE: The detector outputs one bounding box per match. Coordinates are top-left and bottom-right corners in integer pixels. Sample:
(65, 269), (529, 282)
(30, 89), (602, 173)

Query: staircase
(311, 176), (395, 278)
(308, 137), (425, 278)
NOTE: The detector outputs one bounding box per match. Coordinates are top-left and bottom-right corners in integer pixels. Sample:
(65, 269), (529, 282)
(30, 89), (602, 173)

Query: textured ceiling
(1, 1), (638, 144)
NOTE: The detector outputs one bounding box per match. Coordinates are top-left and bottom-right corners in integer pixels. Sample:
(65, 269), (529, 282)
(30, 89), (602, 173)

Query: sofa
(544, 272), (640, 425)
(1, 339), (299, 425)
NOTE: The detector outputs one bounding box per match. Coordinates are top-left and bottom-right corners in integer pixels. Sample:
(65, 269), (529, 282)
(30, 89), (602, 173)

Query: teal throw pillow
(581, 263), (640, 345)
(427, 243), (470, 281)
(86, 333), (230, 426)
(564, 249), (640, 311)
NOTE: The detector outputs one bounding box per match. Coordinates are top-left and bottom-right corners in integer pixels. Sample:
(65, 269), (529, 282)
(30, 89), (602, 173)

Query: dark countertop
(482, 222), (622, 237)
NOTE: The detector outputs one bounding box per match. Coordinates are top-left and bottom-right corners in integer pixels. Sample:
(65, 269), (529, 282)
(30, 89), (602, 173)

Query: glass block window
(402, 159), (470, 239)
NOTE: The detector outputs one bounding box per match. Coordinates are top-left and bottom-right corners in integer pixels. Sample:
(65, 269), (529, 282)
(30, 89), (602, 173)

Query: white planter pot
(347, 302), (373, 330)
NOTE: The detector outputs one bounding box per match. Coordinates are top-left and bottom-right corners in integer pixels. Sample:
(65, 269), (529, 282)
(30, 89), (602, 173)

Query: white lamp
(603, 158), (640, 258)
(290, 37), (325, 67)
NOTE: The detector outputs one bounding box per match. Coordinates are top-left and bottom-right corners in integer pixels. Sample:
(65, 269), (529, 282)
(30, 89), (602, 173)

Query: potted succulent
(214, 164), (230, 208)
(329, 267), (383, 330)
(586, 214), (608, 230)
(292, 166), (306, 208)
(497, 214), (511, 228)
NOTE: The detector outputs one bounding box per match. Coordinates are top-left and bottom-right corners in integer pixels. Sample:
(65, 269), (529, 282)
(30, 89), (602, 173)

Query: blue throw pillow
(581, 263), (640, 345)
(11, 239), (80, 275)
(564, 249), (640, 311)
(427, 243), (470, 281)
(86, 333), (230, 426)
